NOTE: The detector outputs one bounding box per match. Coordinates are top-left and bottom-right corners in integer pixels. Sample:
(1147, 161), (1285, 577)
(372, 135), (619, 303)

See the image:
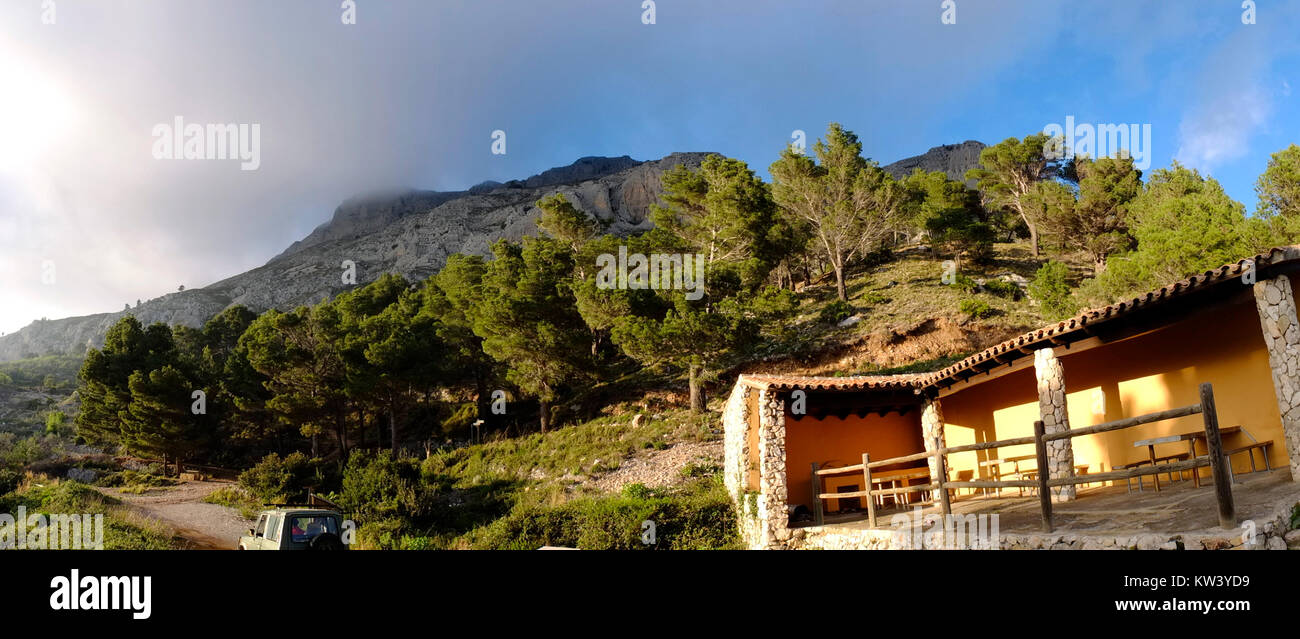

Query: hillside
(733, 241), (1060, 378)
(0, 141), (987, 363)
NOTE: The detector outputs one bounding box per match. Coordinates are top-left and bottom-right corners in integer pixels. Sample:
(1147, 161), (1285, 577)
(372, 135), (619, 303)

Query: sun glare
(0, 48), (80, 172)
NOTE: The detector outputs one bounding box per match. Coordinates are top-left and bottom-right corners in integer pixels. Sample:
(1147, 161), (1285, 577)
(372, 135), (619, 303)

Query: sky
(2, 0), (1300, 336)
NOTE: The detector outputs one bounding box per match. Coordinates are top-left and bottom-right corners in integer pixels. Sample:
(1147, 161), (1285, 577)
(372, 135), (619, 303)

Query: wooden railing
(811, 382), (1236, 532)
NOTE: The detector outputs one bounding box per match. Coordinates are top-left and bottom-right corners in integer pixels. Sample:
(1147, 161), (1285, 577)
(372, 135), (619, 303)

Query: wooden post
(862, 453), (877, 528)
(1033, 419), (1054, 532)
(810, 462), (824, 526)
(933, 437), (951, 516)
(1200, 383), (1236, 528)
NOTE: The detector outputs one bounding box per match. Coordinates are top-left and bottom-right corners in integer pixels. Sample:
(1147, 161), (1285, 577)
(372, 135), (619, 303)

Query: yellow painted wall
(784, 411), (924, 511)
(941, 296), (1289, 484)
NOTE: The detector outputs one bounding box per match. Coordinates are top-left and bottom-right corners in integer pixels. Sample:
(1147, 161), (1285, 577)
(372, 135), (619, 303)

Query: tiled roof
(739, 374), (922, 391)
(742, 246), (1300, 395)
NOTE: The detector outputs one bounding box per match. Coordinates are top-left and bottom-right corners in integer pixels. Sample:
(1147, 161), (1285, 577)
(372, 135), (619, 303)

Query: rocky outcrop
(883, 140), (986, 186)
(0, 153), (711, 361)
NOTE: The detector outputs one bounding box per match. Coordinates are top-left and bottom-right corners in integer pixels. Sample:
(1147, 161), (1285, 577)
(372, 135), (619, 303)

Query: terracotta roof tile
(739, 374), (921, 391)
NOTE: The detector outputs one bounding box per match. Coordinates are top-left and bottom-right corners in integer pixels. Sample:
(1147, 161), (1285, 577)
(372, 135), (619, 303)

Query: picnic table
(977, 455), (1037, 496)
(1131, 425), (1241, 492)
(869, 467), (930, 508)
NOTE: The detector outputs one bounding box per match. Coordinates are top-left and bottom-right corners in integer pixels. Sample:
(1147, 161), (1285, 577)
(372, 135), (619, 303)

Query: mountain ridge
(0, 152), (711, 361)
(0, 142), (985, 362)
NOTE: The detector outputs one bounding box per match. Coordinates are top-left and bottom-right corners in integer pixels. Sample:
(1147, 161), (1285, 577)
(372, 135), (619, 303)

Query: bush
(339, 449), (430, 521)
(97, 470), (175, 490)
(238, 452), (336, 503)
(463, 478), (740, 550)
(622, 483), (653, 499)
(203, 485), (261, 519)
(860, 291), (891, 305)
(982, 279), (1021, 300)
(959, 299), (994, 319)
(948, 273), (978, 294)
(819, 300), (856, 325)
(861, 245), (894, 267)
(0, 469), (20, 496)
(1028, 261), (1080, 321)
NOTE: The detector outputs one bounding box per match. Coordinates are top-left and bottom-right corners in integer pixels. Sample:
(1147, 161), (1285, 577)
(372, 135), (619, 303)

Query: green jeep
(239, 507), (347, 550)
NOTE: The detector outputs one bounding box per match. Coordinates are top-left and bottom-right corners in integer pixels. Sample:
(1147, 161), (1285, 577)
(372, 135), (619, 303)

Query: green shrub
(238, 452), (335, 503)
(463, 478), (740, 550)
(958, 298), (994, 319)
(97, 470), (175, 490)
(622, 483), (653, 499)
(819, 300), (856, 325)
(339, 449), (430, 521)
(1028, 261), (1080, 321)
(680, 461), (721, 479)
(0, 469), (20, 496)
(859, 291), (891, 305)
(862, 245), (895, 267)
(948, 273), (978, 293)
(203, 485), (261, 519)
(982, 279), (1021, 300)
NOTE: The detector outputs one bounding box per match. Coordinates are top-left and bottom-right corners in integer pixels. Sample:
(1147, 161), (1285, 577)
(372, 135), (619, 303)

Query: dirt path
(96, 480), (253, 550)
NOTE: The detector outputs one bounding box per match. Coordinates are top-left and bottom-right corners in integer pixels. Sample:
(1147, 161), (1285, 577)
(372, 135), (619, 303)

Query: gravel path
(593, 440), (723, 493)
(96, 480), (253, 550)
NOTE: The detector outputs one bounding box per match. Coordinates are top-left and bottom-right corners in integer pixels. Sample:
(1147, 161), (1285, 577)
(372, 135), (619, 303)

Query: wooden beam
(862, 453), (876, 528)
(1040, 404), (1202, 441)
(1034, 419), (1053, 532)
(1201, 383), (1236, 529)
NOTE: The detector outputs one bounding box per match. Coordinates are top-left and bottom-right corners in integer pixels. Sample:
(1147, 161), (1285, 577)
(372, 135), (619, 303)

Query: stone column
(921, 397), (945, 502)
(722, 382), (752, 499)
(756, 388), (789, 548)
(1252, 275), (1300, 480)
(1034, 348), (1076, 502)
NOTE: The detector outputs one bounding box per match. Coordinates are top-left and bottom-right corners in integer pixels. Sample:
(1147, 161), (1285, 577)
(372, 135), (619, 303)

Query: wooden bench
(1019, 465), (1089, 496)
(1225, 441), (1273, 474)
(1116, 453), (1193, 491)
(1113, 460), (1150, 492)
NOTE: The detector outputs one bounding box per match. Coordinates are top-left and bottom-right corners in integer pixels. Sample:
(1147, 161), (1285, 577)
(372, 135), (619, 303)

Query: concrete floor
(811, 469), (1300, 537)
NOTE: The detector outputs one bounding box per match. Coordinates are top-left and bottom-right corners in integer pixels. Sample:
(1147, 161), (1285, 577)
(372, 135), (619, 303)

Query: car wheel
(309, 532), (344, 551)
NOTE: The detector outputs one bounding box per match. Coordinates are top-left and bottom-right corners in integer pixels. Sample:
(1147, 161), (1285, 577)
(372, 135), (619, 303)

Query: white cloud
(1175, 32), (1277, 172)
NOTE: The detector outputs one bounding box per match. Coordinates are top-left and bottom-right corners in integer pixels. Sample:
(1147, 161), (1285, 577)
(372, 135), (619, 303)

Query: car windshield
(289, 515), (338, 543)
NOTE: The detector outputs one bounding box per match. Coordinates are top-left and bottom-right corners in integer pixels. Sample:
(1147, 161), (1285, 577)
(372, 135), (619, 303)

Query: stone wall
(721, 381), (752, 499)
(1252, 275), (1300, 480)
(754, 389), (789, 549)
(920, 398), (945, 501)
(1034, 348), (1076, 501)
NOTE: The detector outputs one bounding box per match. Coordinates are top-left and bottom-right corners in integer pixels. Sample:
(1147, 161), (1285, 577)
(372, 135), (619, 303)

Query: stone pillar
(756, 389), (789, 548)
(722, 382), (752, 499)
(921, 397), (945, 502)
(1252, 275), (1300, 480)
(1034, 348), (1076, 502)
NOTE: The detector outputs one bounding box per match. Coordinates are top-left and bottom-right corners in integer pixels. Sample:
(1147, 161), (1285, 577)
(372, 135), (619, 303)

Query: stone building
(723, 247), (1300, 549)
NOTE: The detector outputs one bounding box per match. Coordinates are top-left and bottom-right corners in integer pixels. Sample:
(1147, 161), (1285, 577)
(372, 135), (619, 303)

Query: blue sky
(2, 0), (1300, 334)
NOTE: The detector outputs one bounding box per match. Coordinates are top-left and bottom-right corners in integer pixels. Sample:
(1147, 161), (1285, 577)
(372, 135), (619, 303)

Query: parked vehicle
(239, 507), (347, 550)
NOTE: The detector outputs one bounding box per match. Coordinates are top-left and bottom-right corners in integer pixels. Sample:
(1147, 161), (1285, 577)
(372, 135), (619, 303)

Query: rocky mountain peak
(882, 140), (986, 186)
